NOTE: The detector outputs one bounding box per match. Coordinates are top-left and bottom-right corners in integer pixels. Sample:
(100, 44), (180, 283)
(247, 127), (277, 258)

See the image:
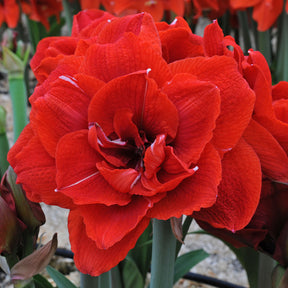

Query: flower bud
(0, 167), (45, 256)
(0, 197), (25, 255)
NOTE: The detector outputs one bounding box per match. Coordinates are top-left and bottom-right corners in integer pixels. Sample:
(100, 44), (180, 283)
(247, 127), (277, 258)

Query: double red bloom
(8, 10), (288, 275)
(0, 0), (62, 29)
(230, 0), (288, 31)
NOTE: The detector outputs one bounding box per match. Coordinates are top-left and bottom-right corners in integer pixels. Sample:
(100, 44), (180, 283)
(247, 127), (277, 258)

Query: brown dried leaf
(170, 216), (183, 243)
(11, 233), (57, 281)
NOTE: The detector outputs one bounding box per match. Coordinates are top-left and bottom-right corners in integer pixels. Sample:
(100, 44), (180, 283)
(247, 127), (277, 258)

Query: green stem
(0, 133), (9, 178)
(0, 106), (9, 178)
(257, 253), (276, 288)
(237, 10), (252, 53)
(275, 1), (288, 82)
(150, 219), (176, 288)
(257, 30), (272, 66)
(98, 271), (111, 287)
(62, 0), (73, 34)
(80, 273), (99, 288)
(8, 74), (28, 141)
(5, 253), (19, 269)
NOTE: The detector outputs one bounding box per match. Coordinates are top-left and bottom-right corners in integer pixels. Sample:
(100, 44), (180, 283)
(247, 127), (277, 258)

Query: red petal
(68, 210), (150, 276)
(246, 49), (272, 85)
(96, 161), (140, 193)
(141, 146), (198, 196)
(252, 0), (283, 31)
(77, 197), (150, 249)
(71, 9), (114, 37)
(81, 33), (171, 86)
(143, 134), (166, 179)
(169, 56), (255, 152)
(96, 13), (161, 53)
(193, 138), (262, 231)
(88, 125), (131, 168)
(113, 109), (142, 144)
(244, 119), (288, 183)
(255, 115), (288, 154)
(242, 61), (274, 118)
(88, 72), (178, 142)
(55, 130), (131, 206)
(32, 75), (104, 157)
(148, 143), (221, 219)
(273, 99), (288, 123)
(156, 18), (204, 63)
(272, 81), (288, 101)
(162, 73), (220, 164)
(203, 20), (225, 57)
(8, 125), (73, 207)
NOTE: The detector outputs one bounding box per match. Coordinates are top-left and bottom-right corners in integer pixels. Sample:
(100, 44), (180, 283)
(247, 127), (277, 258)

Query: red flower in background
(230, 0), (288, 31)
(8, 10), (288, 275)
(20, 0), (63, 30)
(198, 181), (288, 267)
(79, 0), (185, 20)
(0, 0), (20, 28)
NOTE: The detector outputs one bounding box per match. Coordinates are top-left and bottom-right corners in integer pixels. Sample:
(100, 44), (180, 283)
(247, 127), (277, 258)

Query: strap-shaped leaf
(46, 265), (77, 288)
(174, 249), (209, 283)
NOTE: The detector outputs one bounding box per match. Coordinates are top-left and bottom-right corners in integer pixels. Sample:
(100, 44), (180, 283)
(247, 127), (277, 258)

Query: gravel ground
(0, 74), (249, 288)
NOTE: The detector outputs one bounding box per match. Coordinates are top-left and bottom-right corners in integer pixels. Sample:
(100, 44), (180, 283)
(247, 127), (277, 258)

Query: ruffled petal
(193, 138), (262, 231)
(252, 0), (283, 31)
(242, 58), (274, 118)
(156, 17), (204, 62)
(88, 72), (178, 142)
(96, 161), (140, 193)
(8, 125), (73, 208)
(162, 73), (220, 164)
(148, 143), (221, 219)
(77, 196), (150, 248)
(55, 130), (131, 206)
(81, 33), (171, 86)
(31, 75), (104, 157)
(244, 119), (288, 183)
(68, 210), (150, 276)
(169, 56), (255, 152)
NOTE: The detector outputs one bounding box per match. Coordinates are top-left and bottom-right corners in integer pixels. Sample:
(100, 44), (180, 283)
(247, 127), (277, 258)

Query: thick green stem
(80, 273), (99, 288)
(8, 74), (28, 141)
(98, 271), (111, 287)
(257, 253), (276, 288)
(150, 219), (176, 288)
(0, 106), (9, 178)
(237, 10), (252, 53)
(62, 0), (73, 34)
(257, 30), (272, 66)
(275, 2), (288, 82)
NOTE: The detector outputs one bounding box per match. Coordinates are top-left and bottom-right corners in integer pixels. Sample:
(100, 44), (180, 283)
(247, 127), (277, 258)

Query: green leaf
(174, 249), (209, 283)
(46, 265), (77, 288)
(120, 257), (144, 288)
(33, 274), (54, 288)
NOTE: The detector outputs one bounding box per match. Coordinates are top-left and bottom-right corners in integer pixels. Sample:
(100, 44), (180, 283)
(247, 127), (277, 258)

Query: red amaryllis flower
(0, 0), (20, 28)
(20, 0), (63, 30)
(8, 10), (287, 276)
(230, 0), (288, 31)
(185, 0), (229, 19)
(100, 0), (185, 21)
